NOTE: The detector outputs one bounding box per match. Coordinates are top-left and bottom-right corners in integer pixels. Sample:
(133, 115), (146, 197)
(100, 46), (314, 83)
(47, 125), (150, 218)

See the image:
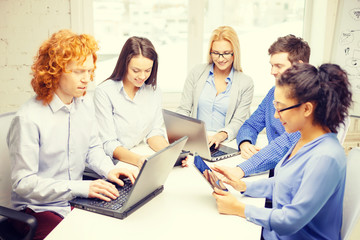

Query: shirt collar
(209, 64), (234, 84)
(49, 94), (83, 113)
(118, 80), (145, 97)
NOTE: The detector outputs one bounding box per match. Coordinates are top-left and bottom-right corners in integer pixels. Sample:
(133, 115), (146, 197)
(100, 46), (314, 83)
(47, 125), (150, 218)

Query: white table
(46, 135), (268, 240)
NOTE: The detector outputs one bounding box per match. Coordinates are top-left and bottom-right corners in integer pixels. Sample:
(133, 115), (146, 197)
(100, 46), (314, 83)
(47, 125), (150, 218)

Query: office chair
(341, 147), (360, 240)
(0, 112), (37, 240)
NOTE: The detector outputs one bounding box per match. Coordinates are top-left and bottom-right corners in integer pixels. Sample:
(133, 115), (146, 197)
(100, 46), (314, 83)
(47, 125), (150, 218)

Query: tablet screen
(193, 154), (228, 191)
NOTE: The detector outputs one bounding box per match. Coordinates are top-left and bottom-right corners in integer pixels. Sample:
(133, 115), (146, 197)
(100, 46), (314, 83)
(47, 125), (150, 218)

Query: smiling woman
(177, 26), (254, 148)
(211, 62), (353, 239)
(93, 36), (170, 169)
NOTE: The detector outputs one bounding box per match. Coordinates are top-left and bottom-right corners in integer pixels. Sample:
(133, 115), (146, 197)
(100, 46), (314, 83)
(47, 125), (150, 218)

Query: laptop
(162, 109), (240, 162)
(70, 136), (188, 219)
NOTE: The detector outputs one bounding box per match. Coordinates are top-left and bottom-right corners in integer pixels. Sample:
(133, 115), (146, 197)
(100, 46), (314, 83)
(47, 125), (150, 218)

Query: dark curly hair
(277, 63), (352, 133)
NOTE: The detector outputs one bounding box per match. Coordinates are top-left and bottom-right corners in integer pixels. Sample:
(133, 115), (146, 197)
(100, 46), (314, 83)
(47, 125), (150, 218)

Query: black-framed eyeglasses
(210, 52), (234, 60)
(273, 100), (302, 113)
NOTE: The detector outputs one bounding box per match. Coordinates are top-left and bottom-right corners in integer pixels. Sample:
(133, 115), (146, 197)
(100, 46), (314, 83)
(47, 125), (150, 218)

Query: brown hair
(268, 34), (310, 64)
(107, 36), (158, 89)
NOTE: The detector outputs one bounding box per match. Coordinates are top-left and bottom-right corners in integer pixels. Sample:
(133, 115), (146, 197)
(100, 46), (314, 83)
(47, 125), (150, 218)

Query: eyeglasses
(210, 52), (234, 60)
(273, 100), (302, 114)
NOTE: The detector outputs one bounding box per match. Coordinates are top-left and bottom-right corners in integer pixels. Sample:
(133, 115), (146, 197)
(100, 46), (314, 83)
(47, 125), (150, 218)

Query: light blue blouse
(197, 66), (233, 131)
(93, 80), (166, 157)
(244, 133), (346, 239)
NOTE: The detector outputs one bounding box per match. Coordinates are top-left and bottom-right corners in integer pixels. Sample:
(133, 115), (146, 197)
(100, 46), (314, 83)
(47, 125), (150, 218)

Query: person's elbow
(271, 221), (302, 236)
(270, 214), (305, 236)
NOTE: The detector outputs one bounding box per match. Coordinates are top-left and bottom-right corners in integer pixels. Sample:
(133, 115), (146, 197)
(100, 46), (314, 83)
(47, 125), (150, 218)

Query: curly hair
(277, 63), (352, 133)
(31, 29), (99, 104)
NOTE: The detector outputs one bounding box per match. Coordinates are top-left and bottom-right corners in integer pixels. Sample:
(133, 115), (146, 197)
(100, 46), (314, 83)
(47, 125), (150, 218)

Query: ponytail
(277, 63), (352, 132)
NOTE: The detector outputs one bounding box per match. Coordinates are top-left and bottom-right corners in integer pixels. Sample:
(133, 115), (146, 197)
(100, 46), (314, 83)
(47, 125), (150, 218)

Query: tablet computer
(193, 154), (228, 191)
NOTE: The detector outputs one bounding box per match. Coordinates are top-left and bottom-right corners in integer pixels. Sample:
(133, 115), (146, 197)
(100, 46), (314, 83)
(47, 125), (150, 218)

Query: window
(93, 0), (305, 101)
(93, 0), (188, 93)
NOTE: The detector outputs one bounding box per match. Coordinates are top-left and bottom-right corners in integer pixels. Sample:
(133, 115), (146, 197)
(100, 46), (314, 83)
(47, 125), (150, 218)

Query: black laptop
(162, 109), (239, 162)
(70, 136), (188, 219)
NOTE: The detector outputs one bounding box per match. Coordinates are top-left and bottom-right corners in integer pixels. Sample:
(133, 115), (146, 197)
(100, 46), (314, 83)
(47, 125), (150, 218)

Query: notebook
(70, 136), (188, 219)
(162, 109), (240, 162)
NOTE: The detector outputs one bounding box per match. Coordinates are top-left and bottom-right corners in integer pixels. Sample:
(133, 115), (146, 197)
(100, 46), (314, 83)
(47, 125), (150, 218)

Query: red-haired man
(7, 29), (137, 239)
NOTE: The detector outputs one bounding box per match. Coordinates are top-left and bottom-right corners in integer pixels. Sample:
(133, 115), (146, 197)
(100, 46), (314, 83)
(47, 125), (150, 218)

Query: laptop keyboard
(88, 178), (133, 210)
(210, 145), (227, 157)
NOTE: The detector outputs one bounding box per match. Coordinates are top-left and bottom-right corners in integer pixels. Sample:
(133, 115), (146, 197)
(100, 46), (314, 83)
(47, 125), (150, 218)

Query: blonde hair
(207, 26), (242, 72)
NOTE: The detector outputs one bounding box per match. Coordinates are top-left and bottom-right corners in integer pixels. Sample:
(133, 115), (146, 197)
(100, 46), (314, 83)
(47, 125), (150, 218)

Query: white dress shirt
(7, 94), (116, 217)
(93, 80), (166, 157)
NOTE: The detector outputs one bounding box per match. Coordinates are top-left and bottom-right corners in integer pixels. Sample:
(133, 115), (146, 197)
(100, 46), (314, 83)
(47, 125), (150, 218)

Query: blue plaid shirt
(236, 87), (301, 176)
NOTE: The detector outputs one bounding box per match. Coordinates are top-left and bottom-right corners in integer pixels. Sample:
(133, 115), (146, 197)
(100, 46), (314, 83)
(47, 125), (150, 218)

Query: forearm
(12, 175), (90, 202)
(238, 132), (299, 176)
(235, 202), (246, 218)
(147, 135), (169, 152)
(236, 124), (261, 149)
(243, 178), (274, 199)
(113, 146), (143, 167)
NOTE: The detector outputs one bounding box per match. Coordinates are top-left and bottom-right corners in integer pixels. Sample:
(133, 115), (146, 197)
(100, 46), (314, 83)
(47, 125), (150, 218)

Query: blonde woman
(177, 26), (254, 148)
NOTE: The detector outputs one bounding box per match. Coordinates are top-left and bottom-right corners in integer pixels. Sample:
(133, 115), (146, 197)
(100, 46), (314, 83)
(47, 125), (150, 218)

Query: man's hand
(107, 167), (138, 186)
(239, 141), (261, 159)
(88, 179), (119, 201)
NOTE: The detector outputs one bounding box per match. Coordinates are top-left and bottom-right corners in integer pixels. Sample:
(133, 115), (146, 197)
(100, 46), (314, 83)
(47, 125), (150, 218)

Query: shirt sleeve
(93, 86), (122, 157)
(245, 154), (344, 236)
(176, 65), (202, 116)
(85, 118), (116, 179)
(244, 177), (275, 199)
(8, 116), (91, 203)
(236, 89), (273, 148)
(237, 132), (301, 176)
(145, 88), (167, 140)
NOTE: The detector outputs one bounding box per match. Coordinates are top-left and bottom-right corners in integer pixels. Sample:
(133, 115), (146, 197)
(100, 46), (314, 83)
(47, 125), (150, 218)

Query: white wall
(303, 0), (339, 65)
(0, 0), (94, 114)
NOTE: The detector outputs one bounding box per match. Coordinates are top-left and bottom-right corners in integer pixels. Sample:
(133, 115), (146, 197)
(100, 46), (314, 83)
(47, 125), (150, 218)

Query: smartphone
(193, 153), (228, 191)
(174, 150), (190, 167)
